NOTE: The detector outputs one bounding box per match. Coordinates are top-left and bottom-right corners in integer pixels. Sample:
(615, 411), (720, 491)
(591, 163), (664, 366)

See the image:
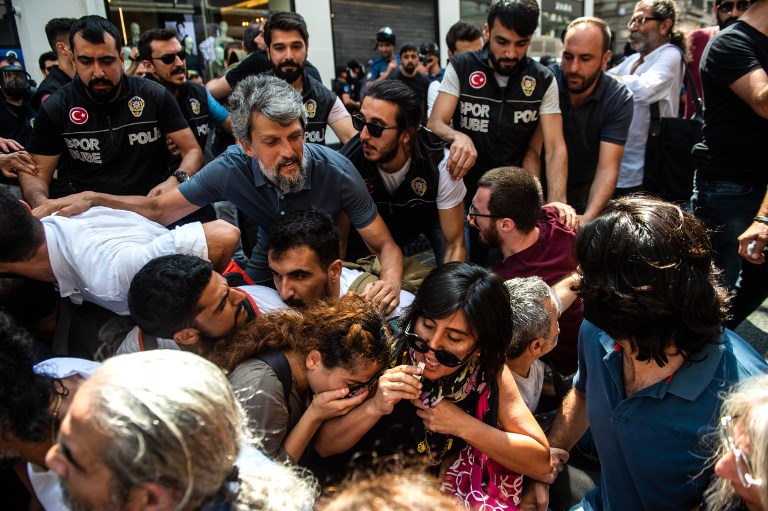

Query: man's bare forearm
(547, 388), (589, 451)
(18, 172), (50, 208)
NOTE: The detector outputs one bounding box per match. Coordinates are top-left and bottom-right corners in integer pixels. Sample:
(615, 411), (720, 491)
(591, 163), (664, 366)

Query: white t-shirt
(116, 285), (287, 355)
(28, 358), (101, 511)
(377, 151), (465, 209)
(339, 267), (415, 319)
(511, 358), (545, 413)
(44, 207), (209, 316)
(427, 80), (441, 118)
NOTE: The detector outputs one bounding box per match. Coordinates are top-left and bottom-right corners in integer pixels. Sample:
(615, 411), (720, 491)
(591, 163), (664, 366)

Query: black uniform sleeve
(27, 103), (66, 156)
(225, 52), (270, 88)
(158, 88), (191, 134)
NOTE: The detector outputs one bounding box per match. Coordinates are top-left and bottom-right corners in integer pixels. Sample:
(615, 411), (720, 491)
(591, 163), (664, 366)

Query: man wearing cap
(366, 27), (400, 87)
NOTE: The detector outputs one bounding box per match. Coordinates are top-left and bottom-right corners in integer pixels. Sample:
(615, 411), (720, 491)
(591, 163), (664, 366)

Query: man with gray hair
(45, 350), (317, 510)
(505, 276), (560, 413)
(32, 74), (405, 315)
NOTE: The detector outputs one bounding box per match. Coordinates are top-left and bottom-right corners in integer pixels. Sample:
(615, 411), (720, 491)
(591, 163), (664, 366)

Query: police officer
(263, 11), (355, 145)
(20, 16), (203, 213)
(31, 18), (77, 110)
(366, 27), (400, 88)
(420, 42), (444, 82)
(0, 57), (36, 198)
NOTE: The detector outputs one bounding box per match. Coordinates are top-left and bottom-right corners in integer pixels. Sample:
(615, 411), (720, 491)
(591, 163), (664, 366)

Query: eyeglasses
(627, 16), (661, 28)
(717, 0), (750, 12)
(351, 115), (398, 138)
(403, 328), (478, 368)
(150, 50), (187, 65)
(468, 204), (503, 220)
(720, 415), (764, 488)
(346, 371), (383, 398)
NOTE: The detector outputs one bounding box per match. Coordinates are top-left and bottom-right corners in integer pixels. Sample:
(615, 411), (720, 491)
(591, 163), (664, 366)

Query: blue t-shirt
(178, 143), (378, 231)
(574, 321), (768, 510)
(206, 90), (229, 127)
(366, 56), (400, 84)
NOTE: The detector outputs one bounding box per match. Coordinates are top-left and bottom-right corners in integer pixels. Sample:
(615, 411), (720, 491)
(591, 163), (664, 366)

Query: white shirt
(116, 285), (287, 355)
(511, 358), (545, 413)
(608, 43), (683, 188)
(427, 80), (441, 118)
(339, 267), (415, 319)
(28, 358), (101, 511)
(43, 207), (209, 316)
(377, 150), (465, 209)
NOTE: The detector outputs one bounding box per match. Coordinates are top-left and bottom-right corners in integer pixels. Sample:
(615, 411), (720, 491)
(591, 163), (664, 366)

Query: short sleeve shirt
(178, 143), (378, 231)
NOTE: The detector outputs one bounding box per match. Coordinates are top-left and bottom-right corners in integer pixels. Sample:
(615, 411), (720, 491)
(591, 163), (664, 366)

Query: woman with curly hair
(207, 293), (391, 462)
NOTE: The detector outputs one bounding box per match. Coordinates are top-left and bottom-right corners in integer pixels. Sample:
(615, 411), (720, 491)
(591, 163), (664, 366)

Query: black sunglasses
(351, 114), (398, 138)
(717, 0), (750, 11)
(151, 50), (187, 65)
(346, 371), (383, 398)
(404, 329), (478, 368)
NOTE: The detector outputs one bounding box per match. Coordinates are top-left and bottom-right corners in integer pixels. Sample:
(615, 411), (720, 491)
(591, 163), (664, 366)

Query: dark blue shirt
(574, 321), (768, 510)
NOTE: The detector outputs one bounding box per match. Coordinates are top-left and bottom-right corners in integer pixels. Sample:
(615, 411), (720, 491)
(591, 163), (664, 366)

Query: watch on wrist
(172, 170), (190, 183)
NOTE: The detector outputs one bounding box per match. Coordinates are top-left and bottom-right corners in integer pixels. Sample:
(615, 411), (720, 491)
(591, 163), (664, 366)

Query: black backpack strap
(139, 330), (159, 351)
(255, 351), (293, 409)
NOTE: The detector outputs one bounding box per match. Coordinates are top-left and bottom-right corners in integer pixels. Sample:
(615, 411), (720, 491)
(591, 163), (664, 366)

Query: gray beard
(259, 156), (308, 194)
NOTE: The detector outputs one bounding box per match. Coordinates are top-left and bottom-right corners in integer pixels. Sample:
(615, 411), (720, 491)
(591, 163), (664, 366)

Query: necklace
(51, 393), (63, 445)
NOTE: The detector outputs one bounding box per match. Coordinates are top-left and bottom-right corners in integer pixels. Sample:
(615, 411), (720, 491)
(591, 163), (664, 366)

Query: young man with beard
(390, 44), (431, 122)
(467, 166), (582, 375)
(607, 0), (686, 195)
(549, 17), (633, 224)
(34, 74), (405, 316)
(19, 16), (204, 214)
(340, 80), (466, 264)
(685, 0), (751, 118)
(138, 28), (232, 157)
(31, 18), (77, 110)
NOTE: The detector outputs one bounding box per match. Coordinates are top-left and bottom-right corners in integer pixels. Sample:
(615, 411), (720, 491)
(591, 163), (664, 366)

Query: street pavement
(735, 300), (768, 358)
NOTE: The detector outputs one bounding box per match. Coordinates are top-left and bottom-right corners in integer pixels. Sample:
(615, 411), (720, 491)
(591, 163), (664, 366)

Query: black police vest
(301, 72), (336, 145)
(340, 129), (442, 247)
(31, 66), (71, 110)
(450, 46), (554, 190)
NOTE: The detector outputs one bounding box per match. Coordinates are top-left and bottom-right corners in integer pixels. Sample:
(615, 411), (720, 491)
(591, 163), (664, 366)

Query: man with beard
(138, 28), (232, 158)
(389, 43), (431, 122)
(685, 0), (750, 118)
(19, 15), (204, 214)
(467, 166), (583, 375)
(340, 80), (466, 264)
(607, 0), (686, 195)
(115, 254), (286, 355)
(34, 74), (405, 315)
(428, 0), (567, 263)
(267, 208), (414, 318)
(551, 17), (633, 224)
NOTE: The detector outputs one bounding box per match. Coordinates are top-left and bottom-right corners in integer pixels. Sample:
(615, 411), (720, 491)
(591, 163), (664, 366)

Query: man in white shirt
(267, 208), (415, 319)
(0, 188), (239, 316)
(607, 0), (686, 194)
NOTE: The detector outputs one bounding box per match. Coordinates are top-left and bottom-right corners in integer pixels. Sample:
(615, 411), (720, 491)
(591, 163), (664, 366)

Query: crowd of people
(0, 0), (767, 509)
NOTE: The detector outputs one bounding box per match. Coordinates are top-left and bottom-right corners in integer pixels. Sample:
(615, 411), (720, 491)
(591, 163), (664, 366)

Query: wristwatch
(172, 170), (190, 183)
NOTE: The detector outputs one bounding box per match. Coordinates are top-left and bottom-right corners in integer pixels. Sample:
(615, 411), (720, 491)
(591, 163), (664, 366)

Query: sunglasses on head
(717, 0), (750, 11)
(151, 50), (187, 65)
(351, 114), (398, 138)
(404, 327), (478, 368)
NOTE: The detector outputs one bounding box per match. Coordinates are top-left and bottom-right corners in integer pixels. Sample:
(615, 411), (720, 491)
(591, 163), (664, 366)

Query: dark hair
(138, 28), (178, 63)
(398, 42), (418, 57)
(243, 23), (260, 53)
(267, 209), (340, 270)
(574, 195), (728, 366)
(0, 312), (57, 444)
(0, 277), (59, 331)
(208, 294), (391, 376)
(38, 51), (57, 73)
(127, 255), (213, 338)
(446, 20), (483, 53)
(0, 189), (45, 263)
(366, 79), (422, 136)
(564, 17), (612, 54)
(399, 263), (512, 380)
(335, 64), (347, 77)
(477, 166), (542, 233)
(69, 15), (121, 53)
(45, 18), (77, 53)
(642, 0), (687, 53)
(488, 0), (540, 38)
(264, 11), (309, 47)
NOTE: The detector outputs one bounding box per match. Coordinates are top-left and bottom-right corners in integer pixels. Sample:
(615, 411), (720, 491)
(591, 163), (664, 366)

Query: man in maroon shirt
(468, 166), (582, 374)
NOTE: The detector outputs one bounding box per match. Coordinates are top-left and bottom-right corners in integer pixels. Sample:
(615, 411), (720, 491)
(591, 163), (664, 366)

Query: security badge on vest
(459, 71), (540, 133)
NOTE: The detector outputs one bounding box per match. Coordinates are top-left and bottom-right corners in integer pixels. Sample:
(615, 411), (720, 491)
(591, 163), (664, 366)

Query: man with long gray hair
(31, 74), (404, 315)
(45, 350), (318, 510)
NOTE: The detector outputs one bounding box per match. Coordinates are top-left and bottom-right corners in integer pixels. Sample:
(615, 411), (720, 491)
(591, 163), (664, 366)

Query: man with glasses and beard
(19, 16), (204, 216)
(428, 0), (567, 263)
(685, 0), (751, 118)
(549, 17), (633, 225)
(34, 74), (405, 316)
